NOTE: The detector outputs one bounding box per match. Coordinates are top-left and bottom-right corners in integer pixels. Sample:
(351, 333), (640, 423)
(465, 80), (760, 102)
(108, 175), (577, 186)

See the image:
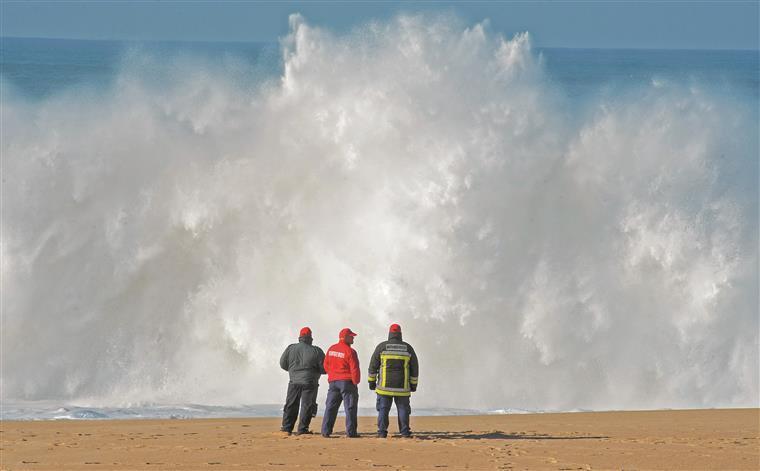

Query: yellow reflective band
(381, 354), (410, 361)
(376, 389), (411, 397)
(404, 358), (409, 390)
(381, 358), (387, 388)
(379, 354), (412, 390)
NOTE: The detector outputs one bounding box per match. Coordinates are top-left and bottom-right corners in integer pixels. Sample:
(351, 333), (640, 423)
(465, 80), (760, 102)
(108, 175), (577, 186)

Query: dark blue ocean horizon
(2, 36), (758, 102)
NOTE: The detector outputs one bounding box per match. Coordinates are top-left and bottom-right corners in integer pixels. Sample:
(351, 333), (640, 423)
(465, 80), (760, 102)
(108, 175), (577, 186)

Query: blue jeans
(321, 380), (359, 437)
(376, 394), (411, 436)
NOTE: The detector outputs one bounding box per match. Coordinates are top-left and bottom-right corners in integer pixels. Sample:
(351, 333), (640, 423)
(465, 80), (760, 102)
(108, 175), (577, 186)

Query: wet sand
(1, 408), (757, 470)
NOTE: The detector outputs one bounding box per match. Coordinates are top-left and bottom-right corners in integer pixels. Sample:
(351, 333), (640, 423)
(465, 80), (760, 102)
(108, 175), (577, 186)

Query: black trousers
(281, 382), (319, 433)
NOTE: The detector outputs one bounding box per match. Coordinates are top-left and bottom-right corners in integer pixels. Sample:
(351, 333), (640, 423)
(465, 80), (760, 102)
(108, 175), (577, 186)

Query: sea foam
(1, 14), (757, 413)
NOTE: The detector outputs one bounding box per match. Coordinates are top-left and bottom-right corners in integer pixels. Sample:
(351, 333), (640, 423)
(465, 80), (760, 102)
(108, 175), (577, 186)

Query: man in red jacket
(321, 328), (361, 438)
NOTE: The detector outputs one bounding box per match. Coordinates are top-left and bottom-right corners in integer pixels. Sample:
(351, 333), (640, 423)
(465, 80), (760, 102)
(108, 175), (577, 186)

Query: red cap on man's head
(339, 328), (357, 339)
(389, 323), (401, 333)
(299, 327), (312, 337)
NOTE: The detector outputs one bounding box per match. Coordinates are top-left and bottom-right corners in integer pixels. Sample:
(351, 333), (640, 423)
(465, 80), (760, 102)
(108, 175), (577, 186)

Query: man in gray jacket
(279, 327), (326, 435)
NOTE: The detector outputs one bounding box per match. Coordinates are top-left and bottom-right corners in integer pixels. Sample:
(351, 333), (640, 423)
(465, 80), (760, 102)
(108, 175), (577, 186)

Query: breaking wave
(2, 14), (757, 412)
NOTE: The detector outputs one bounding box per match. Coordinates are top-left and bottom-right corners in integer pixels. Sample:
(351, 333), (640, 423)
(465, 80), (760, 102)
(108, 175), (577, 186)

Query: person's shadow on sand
(411, 431), (608, 440)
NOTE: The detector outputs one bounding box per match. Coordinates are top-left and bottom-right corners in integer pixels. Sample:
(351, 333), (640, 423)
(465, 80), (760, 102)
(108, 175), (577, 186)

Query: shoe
(321, 433), (330, 438)
(377, 433), (387, 438)
(294, 430), (313, 436)
(280, 430), (292, 436)
(346, 434), (360, 438)
(400, 434), (413, 439)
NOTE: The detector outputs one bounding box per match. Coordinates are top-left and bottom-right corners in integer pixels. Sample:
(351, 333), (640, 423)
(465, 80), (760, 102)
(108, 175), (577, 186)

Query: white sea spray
(1, 14), (757, 412)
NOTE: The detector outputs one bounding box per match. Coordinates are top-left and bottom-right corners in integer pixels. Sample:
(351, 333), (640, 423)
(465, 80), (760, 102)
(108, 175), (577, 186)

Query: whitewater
(1, 15), (758, 419)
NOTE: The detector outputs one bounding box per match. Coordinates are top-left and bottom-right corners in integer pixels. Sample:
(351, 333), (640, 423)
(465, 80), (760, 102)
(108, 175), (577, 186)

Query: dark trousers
(281, 382), (319, 433)
(376, 394), (411, 436)
(321, 380), (358, 437)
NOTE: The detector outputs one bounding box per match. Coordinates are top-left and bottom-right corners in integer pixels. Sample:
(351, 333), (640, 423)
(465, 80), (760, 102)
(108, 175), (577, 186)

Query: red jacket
(324, 341), (361, 384)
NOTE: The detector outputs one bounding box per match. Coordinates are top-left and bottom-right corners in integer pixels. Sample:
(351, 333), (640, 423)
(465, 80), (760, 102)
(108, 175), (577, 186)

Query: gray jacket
(280, 337), (326, 385)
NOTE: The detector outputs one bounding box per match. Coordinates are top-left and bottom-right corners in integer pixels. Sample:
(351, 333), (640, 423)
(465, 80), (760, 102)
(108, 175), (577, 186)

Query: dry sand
(1, 408), (757, 470)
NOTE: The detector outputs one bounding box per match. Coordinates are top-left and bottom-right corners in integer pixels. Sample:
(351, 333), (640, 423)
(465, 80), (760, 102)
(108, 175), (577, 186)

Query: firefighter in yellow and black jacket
(368, 323), (419, 438)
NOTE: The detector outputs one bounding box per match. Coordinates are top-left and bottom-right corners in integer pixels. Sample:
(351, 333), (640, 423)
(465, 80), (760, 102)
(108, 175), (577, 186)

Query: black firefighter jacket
(368, 332), (419, 396)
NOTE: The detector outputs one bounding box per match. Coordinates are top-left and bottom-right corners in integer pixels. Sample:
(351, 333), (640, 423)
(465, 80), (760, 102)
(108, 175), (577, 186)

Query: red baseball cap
(299, 327), (312, 337)
(339, 328), (358, 339)
(389, 323), (401, 333)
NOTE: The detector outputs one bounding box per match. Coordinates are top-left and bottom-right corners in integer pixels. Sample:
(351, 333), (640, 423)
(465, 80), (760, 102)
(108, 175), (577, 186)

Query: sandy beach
(1, 408), (757, 470)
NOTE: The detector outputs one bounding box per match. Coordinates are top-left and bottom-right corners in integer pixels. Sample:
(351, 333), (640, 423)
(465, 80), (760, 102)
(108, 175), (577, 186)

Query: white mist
(2, 15), (757, 412)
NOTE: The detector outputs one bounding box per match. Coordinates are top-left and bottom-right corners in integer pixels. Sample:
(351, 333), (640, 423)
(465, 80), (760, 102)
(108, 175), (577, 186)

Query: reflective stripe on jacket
(368, 332), (419, 397)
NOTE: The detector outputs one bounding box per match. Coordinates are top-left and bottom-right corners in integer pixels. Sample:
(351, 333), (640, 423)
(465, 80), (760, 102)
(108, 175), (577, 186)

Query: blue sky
(1, 1), (758, 49)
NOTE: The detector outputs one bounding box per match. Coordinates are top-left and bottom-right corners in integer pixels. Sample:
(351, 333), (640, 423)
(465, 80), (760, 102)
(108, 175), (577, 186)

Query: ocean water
(1, 15), (758, 420)
(1, 401), (516, 421)
(1, 37), (281, 99)
(3, 36), (757, 103)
